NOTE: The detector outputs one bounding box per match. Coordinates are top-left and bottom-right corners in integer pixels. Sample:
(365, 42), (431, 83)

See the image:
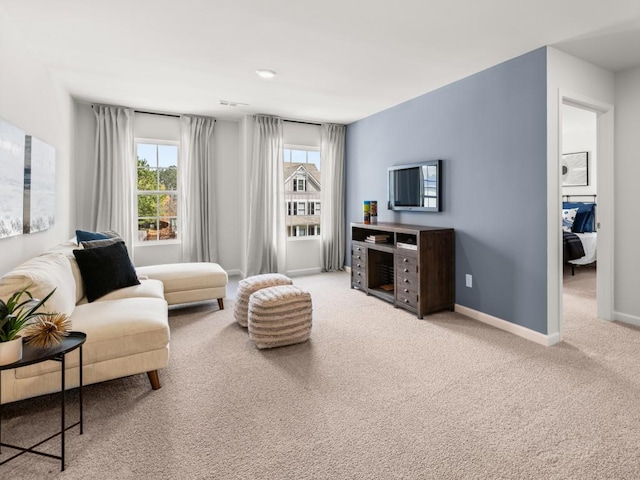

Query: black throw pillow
(73, 242), (140, 302)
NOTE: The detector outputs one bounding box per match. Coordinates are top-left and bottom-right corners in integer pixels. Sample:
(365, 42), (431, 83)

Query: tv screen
(388, 160), (441, 212)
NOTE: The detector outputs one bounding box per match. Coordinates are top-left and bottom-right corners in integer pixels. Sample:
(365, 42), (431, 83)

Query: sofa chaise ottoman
(136, 262), (228, 309)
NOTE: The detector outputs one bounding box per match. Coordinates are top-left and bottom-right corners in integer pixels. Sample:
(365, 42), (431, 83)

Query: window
(293, 178), (306, 192)
(283, 147), (321, 238)
(309, 201), (321, 215)
(136, 141), (178, 242)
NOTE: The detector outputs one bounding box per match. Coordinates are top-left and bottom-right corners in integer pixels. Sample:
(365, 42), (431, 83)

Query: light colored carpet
(2, 269), (640, 479)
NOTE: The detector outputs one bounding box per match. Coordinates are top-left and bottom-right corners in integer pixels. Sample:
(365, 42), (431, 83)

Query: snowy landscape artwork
(24, 135), (55, 234)
(0, 118), (25, 238)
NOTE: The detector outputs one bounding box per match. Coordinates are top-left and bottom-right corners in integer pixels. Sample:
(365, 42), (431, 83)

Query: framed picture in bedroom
(562, 151), (588, 187)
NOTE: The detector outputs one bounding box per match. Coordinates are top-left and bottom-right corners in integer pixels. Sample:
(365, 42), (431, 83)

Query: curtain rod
(135, 109), (180, 118)
(284, 119), (321, 126)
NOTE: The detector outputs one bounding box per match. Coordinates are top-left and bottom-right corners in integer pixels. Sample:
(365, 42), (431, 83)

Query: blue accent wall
(345, 48), (548, 334)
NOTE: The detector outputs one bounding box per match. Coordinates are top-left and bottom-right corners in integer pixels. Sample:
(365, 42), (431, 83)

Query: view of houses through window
(136, 141), (178, 242)
(284, 147), (321, 237)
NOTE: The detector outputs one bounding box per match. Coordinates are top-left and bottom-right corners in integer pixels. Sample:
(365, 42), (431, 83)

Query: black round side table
(0, 331), (86, 472)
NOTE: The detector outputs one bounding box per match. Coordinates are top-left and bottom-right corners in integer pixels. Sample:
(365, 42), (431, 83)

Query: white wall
(562, 104), (597, 198)
(613, 67), (640, 324)
(546, 47), (616, 340)
(0, 11), (74, 276)
(73, 106), (242, 273)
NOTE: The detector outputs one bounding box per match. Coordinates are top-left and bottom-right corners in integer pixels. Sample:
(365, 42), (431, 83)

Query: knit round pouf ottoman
(247, 285), (312, 349)
(234, 273), (293, 327)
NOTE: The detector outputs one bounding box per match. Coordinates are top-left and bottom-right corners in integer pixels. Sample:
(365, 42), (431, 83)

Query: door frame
(549, 90), (614, 340)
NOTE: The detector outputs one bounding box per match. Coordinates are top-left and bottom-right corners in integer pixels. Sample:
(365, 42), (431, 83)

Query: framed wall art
(562, 151), (588, 187)
(0, 118), (26, 238)
(23, 135), (56, 234)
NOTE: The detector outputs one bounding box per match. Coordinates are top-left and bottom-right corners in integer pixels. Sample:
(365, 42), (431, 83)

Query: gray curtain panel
(246, 115), (286, 276)
(180, 115), (217, 262)
(320, 123), (346, 271)
(92, 105), (135, 259)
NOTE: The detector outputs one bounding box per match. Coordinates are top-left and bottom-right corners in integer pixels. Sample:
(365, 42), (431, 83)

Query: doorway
(556, 94), (615, 338)
(561, 104), (598, 331)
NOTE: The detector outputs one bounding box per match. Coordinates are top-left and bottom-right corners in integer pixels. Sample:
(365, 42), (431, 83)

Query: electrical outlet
(465, 274), (473, 288)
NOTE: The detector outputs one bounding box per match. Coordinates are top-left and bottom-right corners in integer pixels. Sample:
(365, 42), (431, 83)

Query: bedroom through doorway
(561, 103), (598, 331)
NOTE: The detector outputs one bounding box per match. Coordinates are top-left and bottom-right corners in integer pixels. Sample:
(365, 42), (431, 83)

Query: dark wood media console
(351, 222), (455, 318)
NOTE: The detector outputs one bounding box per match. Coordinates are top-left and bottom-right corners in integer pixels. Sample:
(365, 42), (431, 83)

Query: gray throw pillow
(81, 236), (124, 249)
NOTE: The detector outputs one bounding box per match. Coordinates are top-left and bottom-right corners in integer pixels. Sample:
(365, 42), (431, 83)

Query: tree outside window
(136, 142), (178, 242)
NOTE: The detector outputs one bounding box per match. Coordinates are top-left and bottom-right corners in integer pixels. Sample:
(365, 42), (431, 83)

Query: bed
(562, 198), (597, 275)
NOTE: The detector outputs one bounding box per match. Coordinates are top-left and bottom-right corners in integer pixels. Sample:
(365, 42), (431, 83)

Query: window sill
(135, 240), (181, 247)
(287, 236), (321, 242)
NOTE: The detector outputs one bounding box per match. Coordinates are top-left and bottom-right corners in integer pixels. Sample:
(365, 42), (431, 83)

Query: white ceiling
(1, 0), (640, 124)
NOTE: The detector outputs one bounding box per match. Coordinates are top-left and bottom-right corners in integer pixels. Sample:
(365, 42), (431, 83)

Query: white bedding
(569, 232), (597, 265)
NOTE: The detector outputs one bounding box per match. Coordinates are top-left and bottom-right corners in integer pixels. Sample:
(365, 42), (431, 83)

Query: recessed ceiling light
(256, 69), (277, 79)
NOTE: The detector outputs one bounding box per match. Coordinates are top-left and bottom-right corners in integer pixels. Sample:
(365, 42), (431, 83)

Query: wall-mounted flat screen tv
(388, 160), (441, 212)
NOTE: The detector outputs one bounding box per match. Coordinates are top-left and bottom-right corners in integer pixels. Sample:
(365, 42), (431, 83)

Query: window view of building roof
(284, 150), (321, 238)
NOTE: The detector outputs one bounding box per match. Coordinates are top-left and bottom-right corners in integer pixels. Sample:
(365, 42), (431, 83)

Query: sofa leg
(217, 298), (224, 310)
(147, 370), (161, 390)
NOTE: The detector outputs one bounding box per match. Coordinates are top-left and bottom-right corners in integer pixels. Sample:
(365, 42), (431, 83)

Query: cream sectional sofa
(0, 242), (170, 405)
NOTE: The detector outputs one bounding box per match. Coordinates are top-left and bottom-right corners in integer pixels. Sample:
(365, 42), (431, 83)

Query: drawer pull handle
(357, 272), (361, 276)
(404, 288), (408, 293)
(404, 299), (409, 303)
(403, 268), (408, 272)
(356, 255), (361, 260)
(403, 258), (409, 263)
(404, 278), (409, 283)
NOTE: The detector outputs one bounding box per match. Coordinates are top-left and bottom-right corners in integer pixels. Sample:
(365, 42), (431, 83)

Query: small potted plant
(0, 286), (56, 365)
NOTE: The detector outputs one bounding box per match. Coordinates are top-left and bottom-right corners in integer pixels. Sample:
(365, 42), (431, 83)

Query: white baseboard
(455, 304), (560, 346)
(286, 267), (323, 277)
(614, 311), (640, 328)
(225, 268), (241, 277)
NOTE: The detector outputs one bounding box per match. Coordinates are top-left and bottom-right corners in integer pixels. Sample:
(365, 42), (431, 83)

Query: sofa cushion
(73, 242), (140, 302)
(15, 297), (169, 379)
(136, 263), (228, 293)
(76, 279), (164, 305)
(0, 252), (76, 317)
(45, 242), (85, 304)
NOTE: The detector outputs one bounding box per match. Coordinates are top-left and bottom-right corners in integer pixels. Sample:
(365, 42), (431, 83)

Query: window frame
(283, 145), (321, 241)
(134, 138), (180, 246)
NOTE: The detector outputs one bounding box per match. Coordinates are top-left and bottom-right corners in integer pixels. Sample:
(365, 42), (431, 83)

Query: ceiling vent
(219, 100), (249, 107)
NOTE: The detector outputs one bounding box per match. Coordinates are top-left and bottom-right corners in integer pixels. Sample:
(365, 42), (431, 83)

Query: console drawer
(396, 289), (418, 309)
(351, 264), (366, 288)
(396, 272), (418, 290)
(396, 253), (418, 270)
(352, 244), (367, 257)
(351, 255), (366, 270)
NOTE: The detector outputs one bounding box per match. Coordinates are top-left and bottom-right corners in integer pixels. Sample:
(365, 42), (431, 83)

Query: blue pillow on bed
(562, 202), (596, 233)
